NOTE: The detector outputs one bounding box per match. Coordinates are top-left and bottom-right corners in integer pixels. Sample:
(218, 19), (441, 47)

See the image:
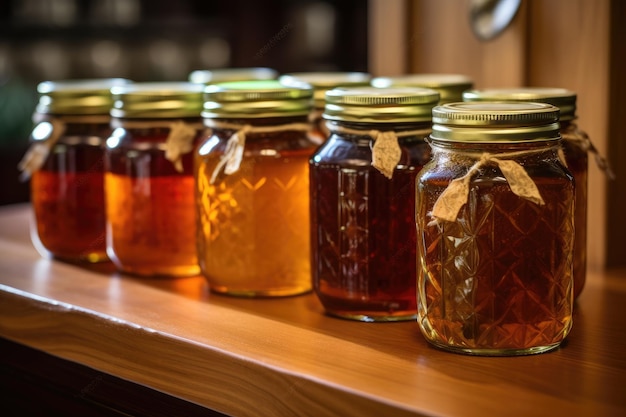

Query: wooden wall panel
(526, 0), (611, 270)
(386, 0), (620, 269)
(407, 0), (527, 88)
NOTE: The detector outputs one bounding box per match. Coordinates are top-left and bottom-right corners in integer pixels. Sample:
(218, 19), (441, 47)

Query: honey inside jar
(416, 102), (574, 355)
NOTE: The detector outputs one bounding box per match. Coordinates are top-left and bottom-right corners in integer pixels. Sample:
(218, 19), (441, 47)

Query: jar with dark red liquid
(105, 83), (205, 277)
(310, 86), (439, 321)
(20, 78), (128, 263)
(416, 102), (574, 355)
(463, 87), (594, 299)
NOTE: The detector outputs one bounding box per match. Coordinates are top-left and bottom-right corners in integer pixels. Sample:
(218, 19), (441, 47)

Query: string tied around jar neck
(325, 123), (431, 179)
(429, 147), (551, 226)
(111, 119), (204, 173)
(561, 125), (615, 180)
(203, 119), (312, 185)
(18, 116), (67, 181)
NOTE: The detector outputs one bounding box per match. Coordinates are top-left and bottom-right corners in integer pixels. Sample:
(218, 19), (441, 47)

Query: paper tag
(164, 121), (197, 173)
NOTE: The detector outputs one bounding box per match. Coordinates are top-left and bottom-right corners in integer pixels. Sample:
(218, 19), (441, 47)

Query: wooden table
(1, 203), (625, 417)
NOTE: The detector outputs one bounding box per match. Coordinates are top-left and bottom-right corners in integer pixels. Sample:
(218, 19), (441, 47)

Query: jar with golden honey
(195, 80), (316, 296)
(105, 82), (205, 277)
(310, 87), (440, 322)
(279, 72), (372, 144)
(462, 87), (606, 300)
(416, 102), (574, 355)
(20, 78), (129, 263)
(371, 73), (473, 104)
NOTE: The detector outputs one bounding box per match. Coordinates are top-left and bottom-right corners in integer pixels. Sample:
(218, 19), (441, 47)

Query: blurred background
(0, 0), (624, 268)
(0, 0), (368, 205)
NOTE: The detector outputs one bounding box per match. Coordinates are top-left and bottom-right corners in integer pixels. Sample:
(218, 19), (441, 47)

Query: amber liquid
(196, 141), (313, 296)
(31, 141), (107, 262)
(106, 139), (199, 277)
(417, 156), (574, 355)
(561, 124), (589, 299)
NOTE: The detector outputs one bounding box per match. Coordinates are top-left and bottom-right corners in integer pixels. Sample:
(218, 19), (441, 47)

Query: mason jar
(462, 87), (608, 299)
(195, 80), (316, 296)
(310, 86), (440, 321)
(105, 82), (205, 277)
(416, 102), (574, 355)
(20, 78), (129, 263)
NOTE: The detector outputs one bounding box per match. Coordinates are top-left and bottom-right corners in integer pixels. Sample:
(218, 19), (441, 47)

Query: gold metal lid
(110, 82), (205, 119)
(36, 78), (130, 115)
(323, 86), (440, 123)
(279, 72), (372, 108)
(371, 74), (473, 103)
(431, 102), (561, 143)
(188, 67), (278, 84)
(202, 80), (313, 118)
(462, 87), (577, 120)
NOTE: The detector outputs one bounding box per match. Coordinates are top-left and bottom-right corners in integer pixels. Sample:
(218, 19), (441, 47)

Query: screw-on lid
(462, 87), (577, 120)
(279, 72), (372, 108)
(371, 74), (473, 103)
(36, 78), (130, 115)
(202, 80), (313, 118)
(323, 86), (440, 124)
(431, 102), (561, 143)
(189, 67), (278, 84)
(110, 82), (205, 119)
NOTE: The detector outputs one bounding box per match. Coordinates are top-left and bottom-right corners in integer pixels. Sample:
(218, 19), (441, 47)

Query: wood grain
(0, 204), (625, 416)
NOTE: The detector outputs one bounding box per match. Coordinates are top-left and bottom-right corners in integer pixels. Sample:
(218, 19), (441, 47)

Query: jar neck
(327, 119), (432, 133)
(429, 138), (561, 153)
(204, 115), (309, 129)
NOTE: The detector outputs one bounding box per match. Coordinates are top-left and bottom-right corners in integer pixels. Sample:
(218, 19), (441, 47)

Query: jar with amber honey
(195, 80), (316, 296)
(310, 87), (440, 321)
(105, 82), (205, 277)
(463, 87), (611, 300)
(279, 72), (372, 144)
(20, 78), (129, 263)
(371, 73), (473, 104)
(416, 102), (574, 355)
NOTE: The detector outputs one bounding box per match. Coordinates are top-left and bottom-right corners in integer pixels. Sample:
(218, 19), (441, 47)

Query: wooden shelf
(1, 203), (625, 417)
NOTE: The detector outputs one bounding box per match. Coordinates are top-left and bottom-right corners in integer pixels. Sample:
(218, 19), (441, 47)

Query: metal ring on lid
(462, 87), (577, 120)
(279, 72), (372, 108)
(371, 74), (473, 104)
(431, 101), (561, 143)
(323, 86), (440, 123)
(188, 67), (278, 85)
(36, 78), (131, 115)
(110, 82), (205, 119)
(202, 80), (313, 118)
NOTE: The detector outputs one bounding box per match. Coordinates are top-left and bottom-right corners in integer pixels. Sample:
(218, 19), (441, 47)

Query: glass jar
(196, 80), (316, 297)
(279, 72), (372, 144)
(462, 87), (605, 300)
(20, 78), (129, 263)
(371, 73), (473, 104)
(310, 86), (440, 322)
(188, 67), (278, 85)
(416, 102), (574, 355)
(105, 82), (205, 277)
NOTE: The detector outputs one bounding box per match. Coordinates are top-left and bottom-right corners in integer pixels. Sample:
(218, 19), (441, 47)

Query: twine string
(429, 147), (550, 225)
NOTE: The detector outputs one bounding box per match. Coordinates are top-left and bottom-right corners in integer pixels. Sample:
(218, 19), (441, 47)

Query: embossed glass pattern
(416, 102), (575, 356)
(311, 128), (431, 321)
(195, 117), (315, 296)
